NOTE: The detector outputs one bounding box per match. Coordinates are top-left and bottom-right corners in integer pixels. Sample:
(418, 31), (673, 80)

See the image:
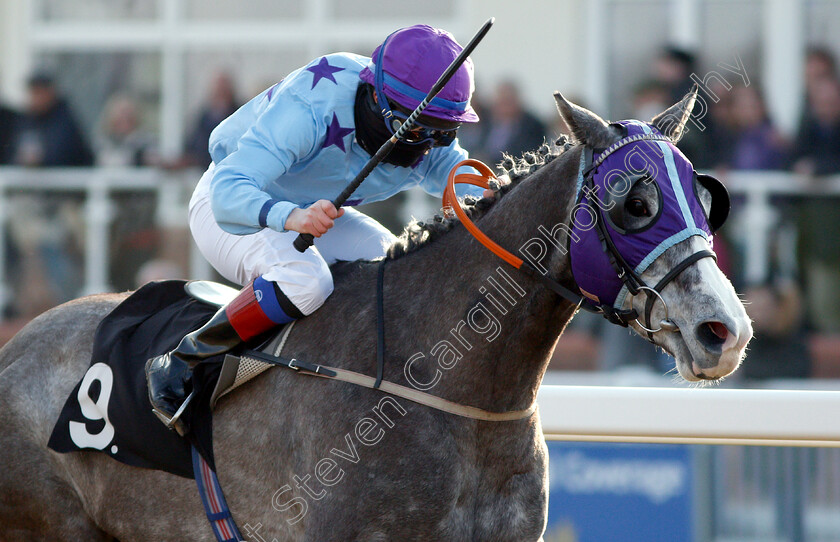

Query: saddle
(48, 280), (291, 478)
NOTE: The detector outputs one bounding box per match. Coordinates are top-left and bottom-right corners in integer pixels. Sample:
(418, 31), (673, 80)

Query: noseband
(442, 147), (717, 343)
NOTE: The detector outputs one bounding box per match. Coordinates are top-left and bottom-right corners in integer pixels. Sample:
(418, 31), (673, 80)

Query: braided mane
(386, 135), (575, 260)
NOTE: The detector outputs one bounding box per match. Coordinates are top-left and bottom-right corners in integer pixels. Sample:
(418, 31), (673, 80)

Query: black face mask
(354, 84), (432, 168)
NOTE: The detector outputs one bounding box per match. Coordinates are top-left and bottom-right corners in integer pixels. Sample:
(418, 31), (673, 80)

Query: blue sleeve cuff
(258, 199), (280, 228)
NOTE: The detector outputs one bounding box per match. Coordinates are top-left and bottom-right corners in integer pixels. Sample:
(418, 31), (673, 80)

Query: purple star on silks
(322, 113), (354, 153)
(306, 57), (344, 89)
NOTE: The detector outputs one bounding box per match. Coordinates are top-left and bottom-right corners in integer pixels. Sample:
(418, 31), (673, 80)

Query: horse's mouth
(691, 370), (721, 381)
(667, 333), (706, 382)
(665, 327), (744, 383)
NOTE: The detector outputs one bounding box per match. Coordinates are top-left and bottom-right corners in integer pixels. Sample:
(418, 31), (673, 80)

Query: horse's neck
(382, 151), (581, 413)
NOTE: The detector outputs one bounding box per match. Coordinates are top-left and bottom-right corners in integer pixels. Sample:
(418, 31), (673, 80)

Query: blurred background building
(1, 1), (839, 540)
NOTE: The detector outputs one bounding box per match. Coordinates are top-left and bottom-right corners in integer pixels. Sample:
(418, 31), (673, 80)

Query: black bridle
(577, 143), (718, 342)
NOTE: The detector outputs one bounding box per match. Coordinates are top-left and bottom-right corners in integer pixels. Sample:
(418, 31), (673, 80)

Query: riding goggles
(381, 102), (460, 146)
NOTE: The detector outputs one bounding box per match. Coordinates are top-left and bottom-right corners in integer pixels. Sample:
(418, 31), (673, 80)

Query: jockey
(146, 24), (485, 432)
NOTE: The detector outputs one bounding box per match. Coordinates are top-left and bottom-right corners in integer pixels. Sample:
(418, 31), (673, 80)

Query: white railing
(537, 385), (840, 447)
(0, 166), (836, 314)
(721, 171), (840, 284)
(537, 381), (840, 540)
(0, 166), (205, 312)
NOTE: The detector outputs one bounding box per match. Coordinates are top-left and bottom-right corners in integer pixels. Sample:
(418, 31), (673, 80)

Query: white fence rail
(0, 166), (202, 311)
(0, 166), (836, 315)
(721, 171), (840, 285)
(537, 385), (840, 447)
(537, 384), (840, 541)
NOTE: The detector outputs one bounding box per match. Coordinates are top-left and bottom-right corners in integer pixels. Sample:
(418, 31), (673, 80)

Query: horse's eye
(626, 198), (650, 217)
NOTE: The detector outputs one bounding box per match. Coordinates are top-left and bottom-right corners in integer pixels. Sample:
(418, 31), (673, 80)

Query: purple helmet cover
(359, 25), (478, 123)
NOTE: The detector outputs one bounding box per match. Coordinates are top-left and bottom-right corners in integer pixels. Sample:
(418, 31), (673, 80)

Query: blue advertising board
(545, 442), (694, 542)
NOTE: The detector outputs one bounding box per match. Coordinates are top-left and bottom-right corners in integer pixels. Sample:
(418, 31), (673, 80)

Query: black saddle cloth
(48, 280), (229, 478)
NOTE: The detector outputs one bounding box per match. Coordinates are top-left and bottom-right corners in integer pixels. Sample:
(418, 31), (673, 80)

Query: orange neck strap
(442, 159), (524, 269)
(441, 160), (621, 319)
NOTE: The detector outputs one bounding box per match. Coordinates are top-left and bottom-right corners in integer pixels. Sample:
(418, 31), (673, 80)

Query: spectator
(790, 76), (840, 175)
(790, 76), (840, 332)
(804, 47), (836, 89)
(792, 46), (838, 146)
(478, 80), (547, 166)
(801, 47), (837, 117)
(5, 72), (92, 317)
(652, 46), (696, 103)
(0, 98), (18, 165)
(741, 281), (810, 379)
(94, 93), (171, 291)
(731, 216), (810, 379)
(181, 71), (239, 168)
(11, 72), (93, 167)
(651, 47), (727, 169)
(726, 85), (788, 171)
(95, 94), (158, 167)
(715, 84), (801, 374)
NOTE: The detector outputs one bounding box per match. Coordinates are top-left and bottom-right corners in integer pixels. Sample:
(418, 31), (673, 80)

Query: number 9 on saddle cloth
(48, 280), (245, 478)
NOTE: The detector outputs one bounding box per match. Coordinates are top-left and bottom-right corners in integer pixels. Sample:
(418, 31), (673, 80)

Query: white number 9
(69, 362), (116, 450)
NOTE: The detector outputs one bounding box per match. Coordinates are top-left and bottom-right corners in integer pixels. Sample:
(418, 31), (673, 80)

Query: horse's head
(555, 90), (752, 382)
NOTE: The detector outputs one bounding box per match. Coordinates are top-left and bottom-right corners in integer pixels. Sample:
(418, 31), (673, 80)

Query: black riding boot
(145, 307), (239, 434)
(145, 279), (288, 435)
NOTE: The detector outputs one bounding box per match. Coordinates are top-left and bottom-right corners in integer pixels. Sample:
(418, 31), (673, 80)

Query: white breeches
(189, 165), (397, 316)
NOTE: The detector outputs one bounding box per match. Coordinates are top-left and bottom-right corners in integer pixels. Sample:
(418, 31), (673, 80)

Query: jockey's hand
(285, 200), (344, 237)
(483, 174), (511, 199)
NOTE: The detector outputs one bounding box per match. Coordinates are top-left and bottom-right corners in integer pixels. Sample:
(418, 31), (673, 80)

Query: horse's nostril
(695, 321), (729, 351)
(707, 321), (728, 340)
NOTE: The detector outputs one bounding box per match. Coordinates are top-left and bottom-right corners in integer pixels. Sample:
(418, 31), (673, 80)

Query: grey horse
(0, 93), (751, 541)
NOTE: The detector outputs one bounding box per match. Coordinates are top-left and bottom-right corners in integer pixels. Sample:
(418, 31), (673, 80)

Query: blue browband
(378, 70), (469, 111)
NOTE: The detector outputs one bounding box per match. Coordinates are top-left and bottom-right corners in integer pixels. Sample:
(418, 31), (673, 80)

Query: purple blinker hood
(570, 121), (714, 309)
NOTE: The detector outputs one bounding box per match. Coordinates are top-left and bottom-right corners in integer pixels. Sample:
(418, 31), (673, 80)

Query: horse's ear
(651, 86), (698, 143)
(554, 92), (619, 149)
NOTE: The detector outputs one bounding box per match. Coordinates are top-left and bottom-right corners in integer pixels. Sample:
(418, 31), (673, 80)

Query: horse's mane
(386, 135), (575, 260)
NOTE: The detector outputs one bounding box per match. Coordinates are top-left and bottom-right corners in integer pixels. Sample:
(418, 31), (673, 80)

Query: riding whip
(293, 17), (495, 252)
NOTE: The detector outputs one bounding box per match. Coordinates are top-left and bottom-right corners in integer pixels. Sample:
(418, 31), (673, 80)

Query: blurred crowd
(1, 47), (839, 382)
(0, 71), (240, 320)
